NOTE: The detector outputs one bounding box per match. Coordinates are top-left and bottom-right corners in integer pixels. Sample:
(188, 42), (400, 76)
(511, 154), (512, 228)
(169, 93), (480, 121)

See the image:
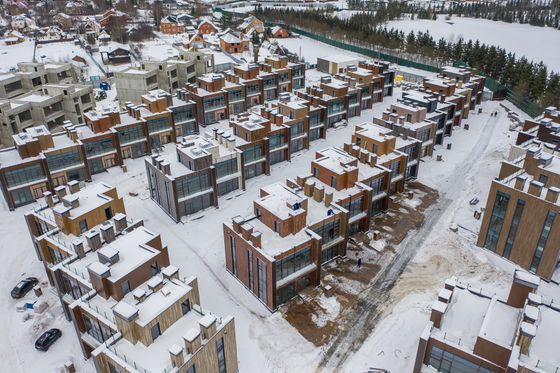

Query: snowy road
(320, 105), (503, 370)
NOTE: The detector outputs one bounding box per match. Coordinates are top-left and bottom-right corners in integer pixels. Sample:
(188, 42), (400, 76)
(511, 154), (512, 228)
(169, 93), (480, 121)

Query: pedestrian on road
(357, 258), (362, 268)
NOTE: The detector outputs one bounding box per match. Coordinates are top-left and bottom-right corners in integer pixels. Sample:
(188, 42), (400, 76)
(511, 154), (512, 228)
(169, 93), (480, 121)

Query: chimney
(232, 216), (243, 233)
(251, 231), (261, 248)
(147, 276), (164, 292)
(398, 116), (405, 125)
(313, 184), (324, 202)
(199, 314), (217, 340)
(184, 328), (202, 355)
(241, 223), (253, 240)
(545, 186), (560, 203)
(507, 270), (540, 307)
(43, 191), (54, 207)
(162, 265), (179, 280)
(100, 222), (115, 243)
(169, 344), (185, 368)
(67, 180), (80, 194)
(528, 180), (544, 197)
(72, 239), (85, 259)
(85, 230), (102, 251)
(304, 180), (315, 197)
(514, 175), (527, 190)
(54, 185), (67, 200)
(133, 288), (147, 303)
(517, 322), (537, 355)
(430, 300), (447, 328)
(113, 213), (128, 233)
(161, 161), (171, 176)
(324, 192), (333, 207)
(98, 246), (119, 265)
(523, 305), (539, 324)
(359, 150), (369, 164)
(69, 129), (78, 143)
(63, 194), (80, 208)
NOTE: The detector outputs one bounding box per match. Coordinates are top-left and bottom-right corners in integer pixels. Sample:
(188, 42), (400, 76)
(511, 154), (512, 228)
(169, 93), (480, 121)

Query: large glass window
(118, 125), (144, 145)
(244, 144), (264, 163)
(268, 133), (285, 149)
(216, 337), (226, 373)
(328, 101), (345, 116)
(530, 210), (556, 273)
(275, 248), (312, 282)
(203, 96), (225, 110)
(502, 199), (525, 259)
(428, 346), (494, 373)
(84, 138), (114, 157)
(370, 176), (385, 195)
(247, 250), (253, 291)
(314, 220), (341, 245)
(147, 117), (170, 134)
(46, 149), (82, 171)
(173, 106), (194, 124)
(484, 191), (510, 252)
(342, 197), (363, 218)
(257, 258), (267, 303)
(290, 121), (305, 137)
(215, 158), (238, 179)
(228, 89), (243, 102)
(5, 164), (45, 187)
(178, 192), (214, 216)
(217, 178), (239, 196)
(176, 173), (211, 198)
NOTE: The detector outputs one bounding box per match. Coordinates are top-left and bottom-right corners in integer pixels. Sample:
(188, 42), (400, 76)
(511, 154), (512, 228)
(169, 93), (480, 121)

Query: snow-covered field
(0, 41), (34, 72)
(385, 16), (560, 72)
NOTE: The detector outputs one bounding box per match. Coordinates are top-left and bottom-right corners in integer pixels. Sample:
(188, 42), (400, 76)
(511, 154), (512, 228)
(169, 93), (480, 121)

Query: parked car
(10, 277), (38, 299)
(35, 329), (62, 351)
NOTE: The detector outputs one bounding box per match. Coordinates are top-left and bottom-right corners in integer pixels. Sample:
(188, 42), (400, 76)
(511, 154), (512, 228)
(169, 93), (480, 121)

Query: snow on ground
(136, 39), (180, 60)
(0, 206), (93, 372)
(0, 41), (35, 72)
(35, 41), (104, 79)
(342, 101), (526, 372)
(385, 16), (560, 72)
(272, 36), (438, 81)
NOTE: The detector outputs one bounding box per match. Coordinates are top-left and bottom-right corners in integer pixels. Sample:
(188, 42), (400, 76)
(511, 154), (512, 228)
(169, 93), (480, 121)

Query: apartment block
(0, 62), (77, 99)
(223, 146), (392, 310)
(297, 76), (351, 128)
(0, 83), (94, 145)
(414, 270), (560, 373)
(351, 121), (421, 186)
(24, 183), (238, 373)
(477, 144), (560, 280)
(145, 132), (243, 222)
(376, 102), (438, 157)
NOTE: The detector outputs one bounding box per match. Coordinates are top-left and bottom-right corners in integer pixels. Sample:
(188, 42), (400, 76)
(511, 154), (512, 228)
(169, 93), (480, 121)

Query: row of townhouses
(220, 65), (488, 310)
(25, 181), (239, 373)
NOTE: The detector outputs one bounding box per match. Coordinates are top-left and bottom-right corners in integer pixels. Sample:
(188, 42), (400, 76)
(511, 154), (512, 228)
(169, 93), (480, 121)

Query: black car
(35, 328), (62, 351)
(10, 277), (38, 299)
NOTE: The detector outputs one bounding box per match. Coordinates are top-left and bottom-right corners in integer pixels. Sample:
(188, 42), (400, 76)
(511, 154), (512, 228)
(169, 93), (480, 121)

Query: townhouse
(516, 106), (560, 148)
(351, 121), (421, 187)
(0, 90), (196, 209)
(114, 51), (214, 104)
(415, 270), (560, 373)
(401, 89), (456, 145)
(0, 62), (77, 99)
(145, 132), (243, 222)
(477, 143), (560, 280)
(440, 65), (486, 110)
(223, 146), (391, 310)
(187, 57), (306, 127)
(358, 60), (395, 98)
(376, 102), (438, 157)
(24, 182), (238, 373)
(422, 77), (468, 127)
